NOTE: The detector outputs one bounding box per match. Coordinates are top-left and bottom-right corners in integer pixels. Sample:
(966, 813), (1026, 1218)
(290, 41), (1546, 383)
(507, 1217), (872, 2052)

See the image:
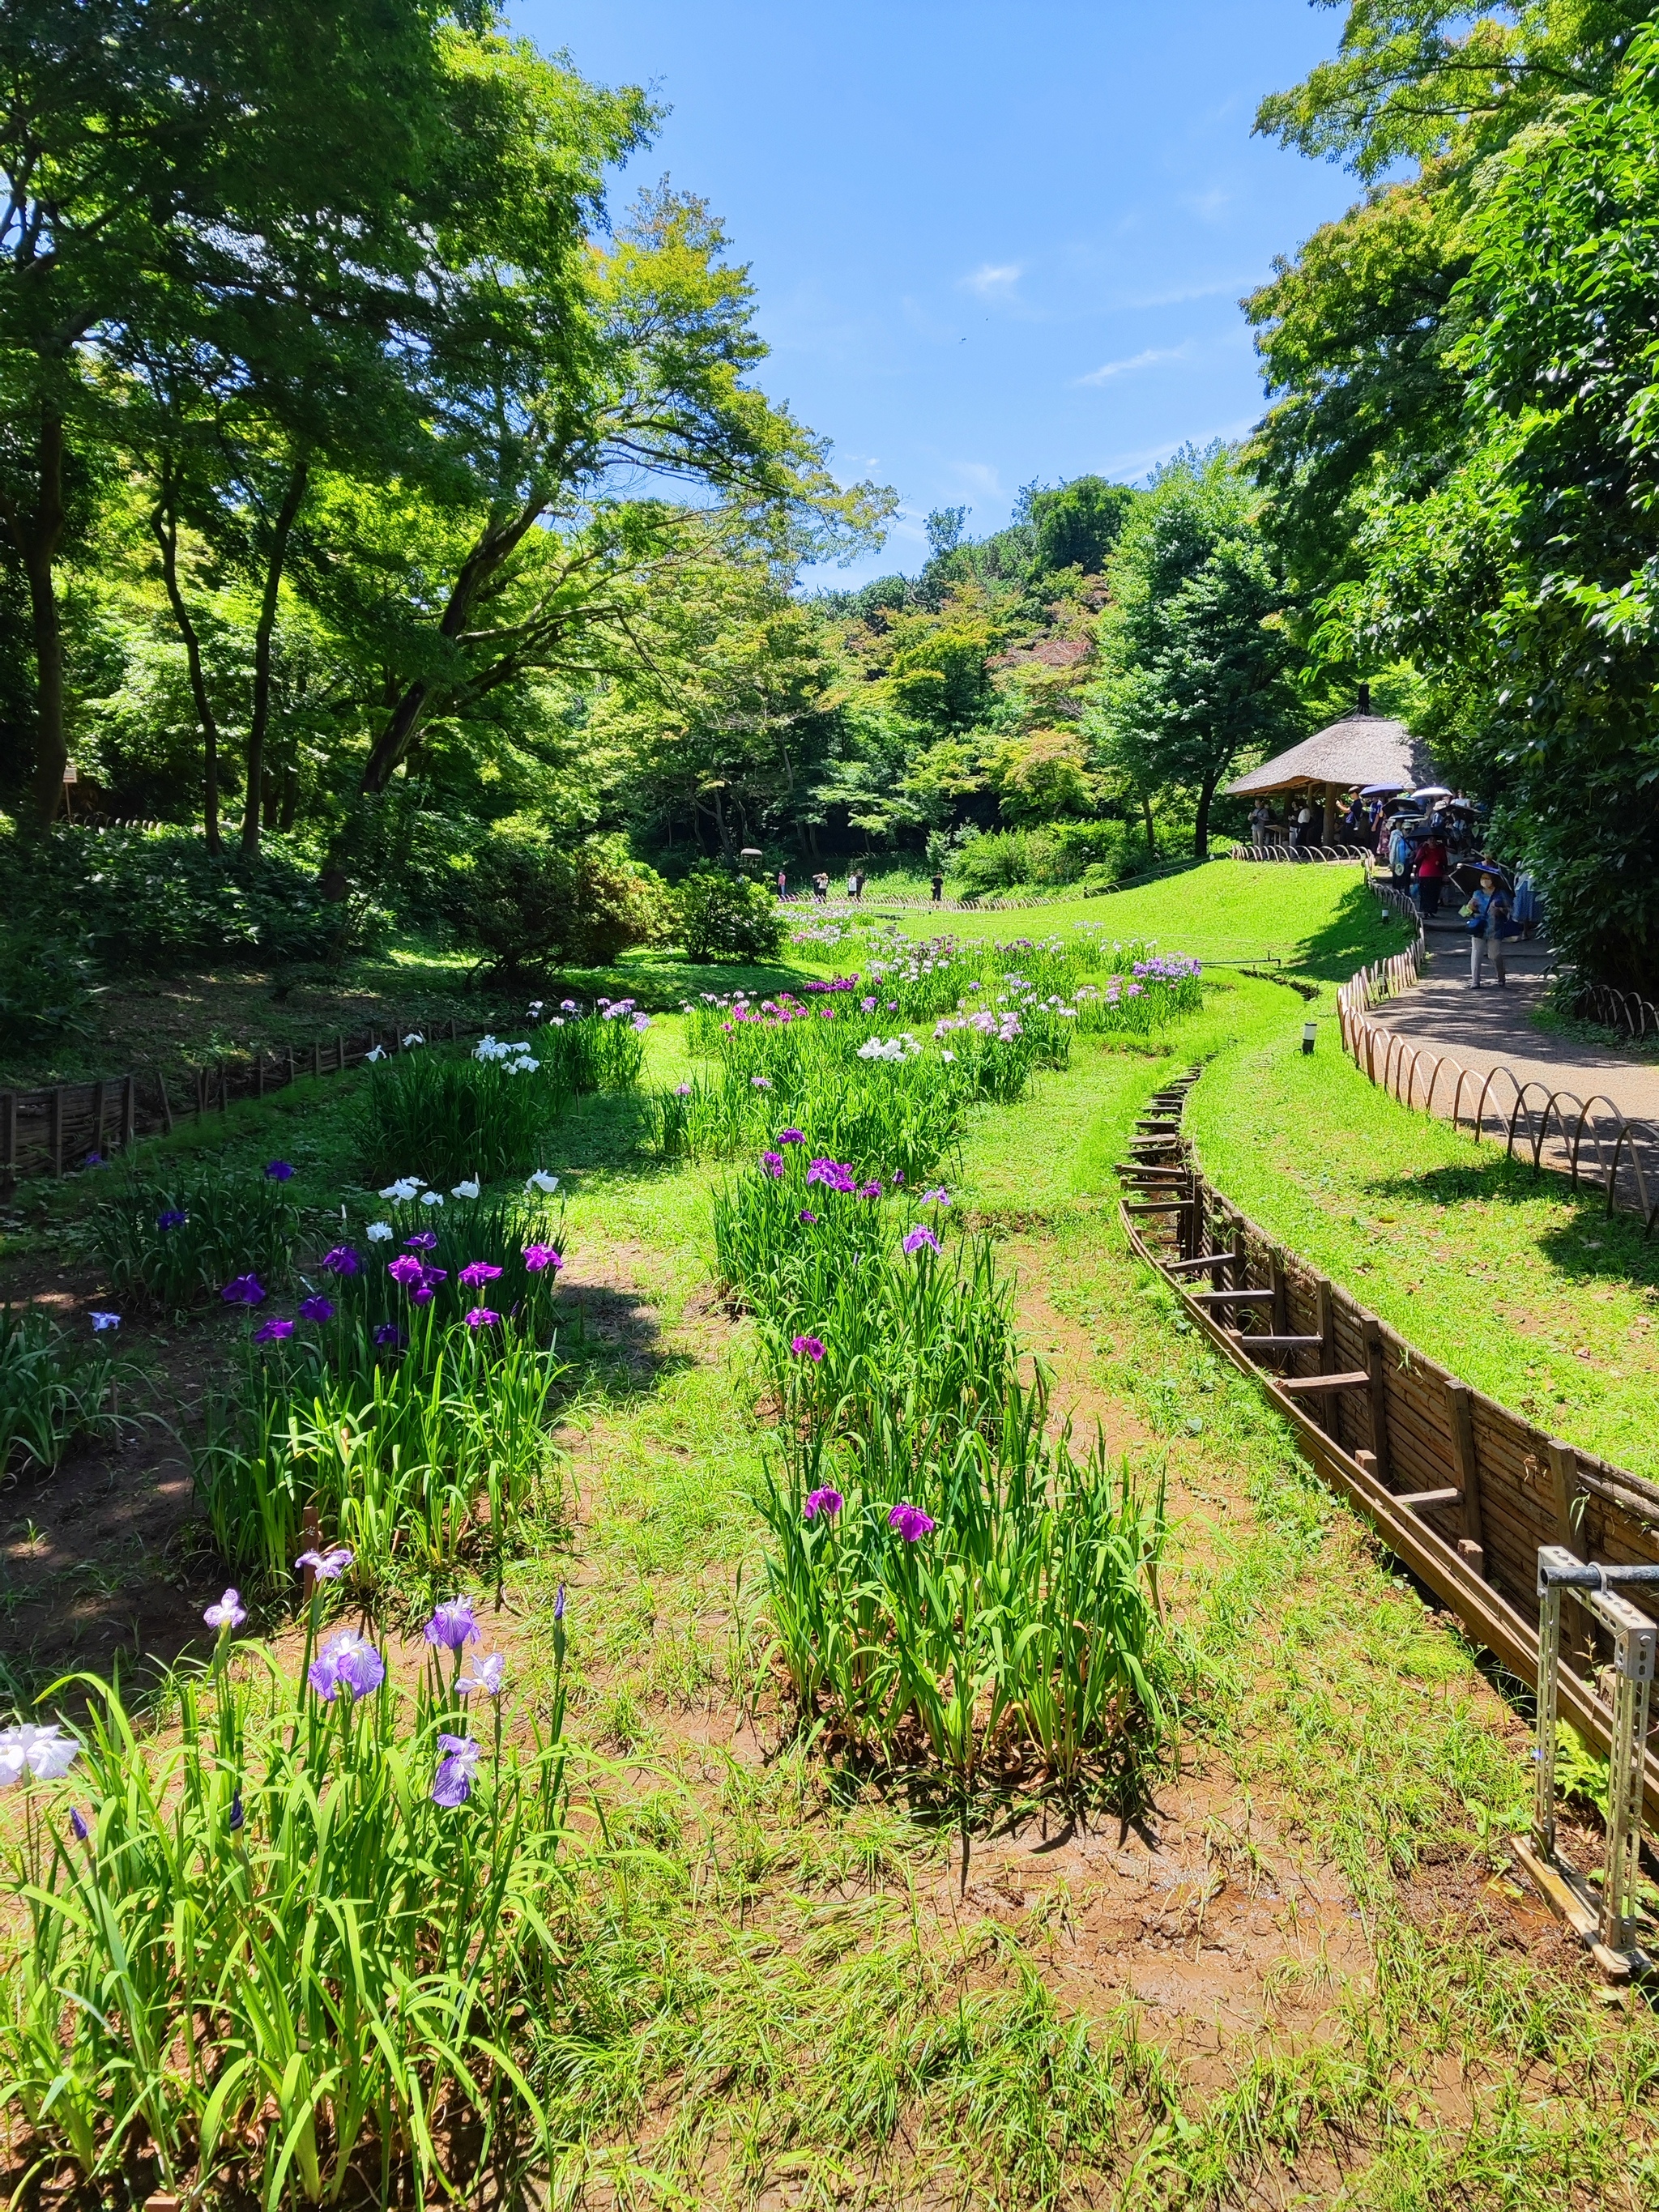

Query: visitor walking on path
(776, 868), (787, 900)
(1465, 871), (1514, 989)
(1413, 831), (1448, 918)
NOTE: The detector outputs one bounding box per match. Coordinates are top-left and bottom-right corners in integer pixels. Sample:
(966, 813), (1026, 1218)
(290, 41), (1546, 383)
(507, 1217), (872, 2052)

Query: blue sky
(510, 1), (1361, 582)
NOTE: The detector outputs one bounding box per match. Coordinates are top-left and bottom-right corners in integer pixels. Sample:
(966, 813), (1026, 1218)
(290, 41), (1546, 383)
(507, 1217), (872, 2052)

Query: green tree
(1091, 448), (1298, 860)
(1028, 476), (1135, 577)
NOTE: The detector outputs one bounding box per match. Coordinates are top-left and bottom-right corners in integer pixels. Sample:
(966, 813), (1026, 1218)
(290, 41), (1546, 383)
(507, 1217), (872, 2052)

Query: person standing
(776, 868), (787, 900)
(1465, 872), (1512, 988)
(930, 872), (944, 904)
(1413, 830), (1448, 919)
(812, 870), (829, 901)
(1250, 800), (1271, 850)
(1295, 799), (1315, 850)
(852, 867), (865, 901)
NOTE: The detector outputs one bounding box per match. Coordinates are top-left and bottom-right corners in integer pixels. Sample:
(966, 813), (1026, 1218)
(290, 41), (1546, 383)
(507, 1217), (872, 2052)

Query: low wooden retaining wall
(1118, 1068), (1659, 1823)
(0, 1017), (470, 1187)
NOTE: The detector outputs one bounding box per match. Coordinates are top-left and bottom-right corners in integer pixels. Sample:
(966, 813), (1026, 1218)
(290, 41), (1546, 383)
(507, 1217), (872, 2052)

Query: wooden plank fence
(0, 1017), (473, 1188)
(1120, 1070), (1659, 1826)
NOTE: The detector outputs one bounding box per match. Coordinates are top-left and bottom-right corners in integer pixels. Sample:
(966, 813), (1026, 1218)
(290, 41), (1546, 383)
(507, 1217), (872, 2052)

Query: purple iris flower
(791, 1334), (825, 1362)
(465, 1305), (501, 1328)
(295, 1545), (353, 1581)
(309, 1630), (385, 1702)
(203, 1588), (247, 1631)
(804, 1487), (842, 1521)
(761, 1151), (785, 1178)
(432, 1733), (482, 1808)
(778, 1129), (806, 1144)
(403, 1231), (439, 1252)
(157, 1209), (187, 1233)
(424, 1596), (481, 1652)
(252, 1317), (294, 1343)
(221, 1274), (265, 1305)
(373, 1323), (405, 1349)
(264, 1161), (294, 1182)
(856, 1180), (882, 1200)
(70, 1805), (90, 1842)
(522, 1244), (561, 1272)
(888, 1502), (936, 1543)
(902, 1226), (940, 1256)
(458, 1260), (502, 1289)
(387, 1254), (424, 1289)
(798, 1208), (817, 1225)
(297, 1295), (335, 1323)
(553, 1583), (565, 1623)
(228, 1788), (245, 1832)
(321, 1245), (360, 1276)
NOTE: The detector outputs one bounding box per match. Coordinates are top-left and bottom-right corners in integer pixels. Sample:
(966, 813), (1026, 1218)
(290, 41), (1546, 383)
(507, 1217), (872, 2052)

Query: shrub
(676, 868), (784, 962)
(0, 1605), (569, 2203)
(0, 820), (365, 979)
(441, 825), (668, 974)
(0, 923), (98, 1058)
(355, 1042), (570, 1190)
(95, 1162), (303, 1315)
(0, 1308), (125, 1476)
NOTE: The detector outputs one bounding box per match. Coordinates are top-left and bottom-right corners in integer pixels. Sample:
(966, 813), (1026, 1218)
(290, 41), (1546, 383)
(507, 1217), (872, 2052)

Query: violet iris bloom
(70, 1805), (90, 1842)
(228, 1789), (245, 1832)
(295, 1545), (353, 1581)
(791, 1334), (825, 1362)
(221, 1274), (265, 1305)
(252, 1317), (294, 1343)
(424, 1596), (480, 1652)
(432, 1733), (482, 1808)
(761, 1152), (785, 1178)
(203, 1588), (247, 1631)
(778, 1129), (806, 1144)
(321, 1244), (360, 1276)
(804, 1487), (842, 1521)
(458, 1260), (502, 1289)
(465, 1305), (500, 1328)
(798, 1209), (817, 1225)
(902, 1226), (940, 1256)
(386, 1255), (424, 1289)
(888, 1502), (936, 1543)
(373, 1323), (405, 1349)
(458, 1652), (506, 1697)
(297, 1295), (335, 1323)
(89, 1311), (120, 1332)
(522, 1243), (561, 1272)
(309, 1630), (385, 1702)
(264, 1161), (294, 1181)
(403, 1231), (439, 1252)
(157, 1209), (187, 1233)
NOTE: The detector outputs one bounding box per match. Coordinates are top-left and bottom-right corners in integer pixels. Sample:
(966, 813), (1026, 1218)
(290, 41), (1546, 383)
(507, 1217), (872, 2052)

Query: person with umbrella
(1464, 868), (1515, 989)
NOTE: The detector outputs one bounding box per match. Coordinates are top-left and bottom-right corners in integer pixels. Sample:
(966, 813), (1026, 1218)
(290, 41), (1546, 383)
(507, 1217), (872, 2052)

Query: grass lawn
(6, 973), (1659, 2203)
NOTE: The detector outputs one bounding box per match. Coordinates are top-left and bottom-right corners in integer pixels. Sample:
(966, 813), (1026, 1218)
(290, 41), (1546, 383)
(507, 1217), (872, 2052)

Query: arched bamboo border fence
(1337, 890), (1659, 1234)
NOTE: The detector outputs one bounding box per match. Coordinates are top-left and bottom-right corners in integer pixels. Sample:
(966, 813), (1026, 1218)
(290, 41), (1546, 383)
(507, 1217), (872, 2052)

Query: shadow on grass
(1286, 873), (1411, 984)
(1366, 1158), (1659, 1289)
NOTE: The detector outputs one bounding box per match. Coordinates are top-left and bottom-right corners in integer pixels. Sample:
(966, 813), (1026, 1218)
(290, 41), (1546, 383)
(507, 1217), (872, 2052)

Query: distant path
(1380, 923), (1659, 1123)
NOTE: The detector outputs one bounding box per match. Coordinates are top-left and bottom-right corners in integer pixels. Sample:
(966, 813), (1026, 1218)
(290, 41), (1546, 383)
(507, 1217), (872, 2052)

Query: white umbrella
(1411, 786), (1453, 803)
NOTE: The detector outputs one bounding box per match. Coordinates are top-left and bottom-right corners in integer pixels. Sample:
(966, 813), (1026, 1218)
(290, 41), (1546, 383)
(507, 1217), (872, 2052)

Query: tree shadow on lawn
(1364, 1157), (1659, 1291)
(1286, 874), (1411, 984)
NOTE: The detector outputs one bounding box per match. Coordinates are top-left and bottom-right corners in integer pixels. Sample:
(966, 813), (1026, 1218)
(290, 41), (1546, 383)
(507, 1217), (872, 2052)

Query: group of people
(1247, 798), (1323, 850)
(775, 865), (947, 904)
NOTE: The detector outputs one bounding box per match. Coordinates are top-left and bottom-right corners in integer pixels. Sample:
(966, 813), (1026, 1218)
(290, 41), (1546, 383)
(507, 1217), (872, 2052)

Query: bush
(0, 923), (98, 1056)
(0, 820), (364, 978)
(676, 868), (783, 962)
(95, 1161), (303, 1315)
(441, 826), (669, 974)
(945, 820), (1139, 897)
(0, 1308), (125, 1476)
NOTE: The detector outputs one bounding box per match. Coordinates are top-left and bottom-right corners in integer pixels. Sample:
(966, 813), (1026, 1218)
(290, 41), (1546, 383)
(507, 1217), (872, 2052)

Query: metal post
(155, 1068), (173, 1136)
(1533, 1558), (1567, 1857)
(1601, 1596), (1656, 1953)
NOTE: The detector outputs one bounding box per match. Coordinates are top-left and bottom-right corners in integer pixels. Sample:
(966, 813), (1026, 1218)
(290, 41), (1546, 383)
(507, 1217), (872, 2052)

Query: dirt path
(1382, 929), (1659, 1123)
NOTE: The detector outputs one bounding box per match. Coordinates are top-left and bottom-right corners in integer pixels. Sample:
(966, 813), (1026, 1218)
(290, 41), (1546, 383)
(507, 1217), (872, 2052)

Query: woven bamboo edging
(1338, 891), (1659, 1233)
(0, 1018), (470, 1189)
(1226, 842), (1375, 864)
(1116, 1068), (1659, 1826)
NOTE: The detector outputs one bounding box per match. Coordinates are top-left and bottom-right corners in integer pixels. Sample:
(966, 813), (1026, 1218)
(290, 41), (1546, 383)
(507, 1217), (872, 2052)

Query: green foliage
(676, 868), (784, 962)
(95, 1161), (302, 1315)
(439, 826), (668, 977)
(1091, 446), (1299, 860)
(0, 821), (361, 980)
(0, 919), (97, 1055)
(1028, 475), (1135, 577)
(0, 1308), (123, 1477)
(0, 1630), (568, 2202)
(355, 1044), (565, 1190)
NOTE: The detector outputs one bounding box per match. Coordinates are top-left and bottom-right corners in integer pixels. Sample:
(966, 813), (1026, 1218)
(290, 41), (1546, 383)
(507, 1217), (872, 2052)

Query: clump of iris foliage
(0, 1575), (568, 2207)
(649, 929), (1201, 1166)
(96, 1157), (303, 1315)
(194, 1179), (569, 1599)
(0, 1306), (127, 1477)
(712, 958), (1182, 1805)
(354, 1003), (650, 1187)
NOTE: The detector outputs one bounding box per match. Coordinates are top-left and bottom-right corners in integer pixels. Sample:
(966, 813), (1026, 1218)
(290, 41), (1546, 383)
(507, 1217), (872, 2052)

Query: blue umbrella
(1358, 782), (1405, 797)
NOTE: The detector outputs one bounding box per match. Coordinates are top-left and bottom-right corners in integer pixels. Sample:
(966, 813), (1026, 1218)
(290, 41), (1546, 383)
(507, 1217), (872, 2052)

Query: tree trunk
(1141, 795), (1158, 862)
(18, 416), (69, 826)
(150, 489), (224, 854)
(1192, 770), (1220, 861)
(241, 457), (309, 858)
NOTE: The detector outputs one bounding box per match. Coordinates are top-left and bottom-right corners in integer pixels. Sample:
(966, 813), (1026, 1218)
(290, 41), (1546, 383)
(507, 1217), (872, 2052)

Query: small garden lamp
(1302, 1018), (1317, 1055)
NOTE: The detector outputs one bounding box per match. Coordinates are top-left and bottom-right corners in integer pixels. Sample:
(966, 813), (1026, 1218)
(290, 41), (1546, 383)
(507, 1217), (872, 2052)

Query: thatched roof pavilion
(1226, 702), (1439, 840)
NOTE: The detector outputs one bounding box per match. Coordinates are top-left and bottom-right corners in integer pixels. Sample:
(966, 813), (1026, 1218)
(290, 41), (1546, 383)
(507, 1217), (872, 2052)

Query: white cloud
(963, 262), (1021, 298)
(1074, 344), (1188, 387)
(1181, 187), (1230, 224)
(950, 460), (1003, 497)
